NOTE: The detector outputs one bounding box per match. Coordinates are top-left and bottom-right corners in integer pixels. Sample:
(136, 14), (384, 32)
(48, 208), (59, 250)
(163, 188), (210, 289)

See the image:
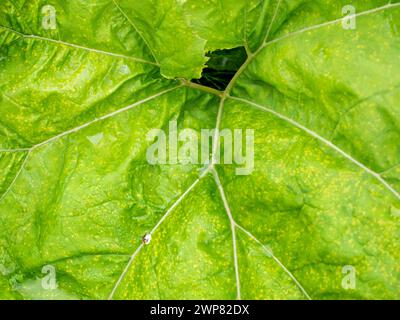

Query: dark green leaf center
(191, 47), (247, 91)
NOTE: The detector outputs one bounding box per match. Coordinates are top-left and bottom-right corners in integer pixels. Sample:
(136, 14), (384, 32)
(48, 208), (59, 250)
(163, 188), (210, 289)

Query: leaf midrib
(109, 1), (400, 299)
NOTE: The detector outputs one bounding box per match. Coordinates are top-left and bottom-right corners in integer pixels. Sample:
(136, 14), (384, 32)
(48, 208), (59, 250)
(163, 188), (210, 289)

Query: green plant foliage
(0, 0), (399, 300)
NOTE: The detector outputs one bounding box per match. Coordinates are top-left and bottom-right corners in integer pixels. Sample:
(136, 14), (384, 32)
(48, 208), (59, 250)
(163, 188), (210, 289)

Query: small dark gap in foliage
(191, 47), (247, 91)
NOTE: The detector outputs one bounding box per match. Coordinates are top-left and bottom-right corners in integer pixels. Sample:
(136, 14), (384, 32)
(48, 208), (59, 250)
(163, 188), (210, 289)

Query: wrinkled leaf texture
(0, 0), (399, 300)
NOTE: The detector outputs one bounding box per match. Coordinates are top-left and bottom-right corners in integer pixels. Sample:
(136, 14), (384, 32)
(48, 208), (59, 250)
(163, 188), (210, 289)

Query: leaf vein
(235, 223), (312, 300)
(261, 2), (400, 50)
(212, 168), (241, 300)
(112, 0), (159, 65)
(228, 95), (400, 201)
(0, 25), (158, 66)
(0, 87), (182, 206)
(108, 175), (204, 300)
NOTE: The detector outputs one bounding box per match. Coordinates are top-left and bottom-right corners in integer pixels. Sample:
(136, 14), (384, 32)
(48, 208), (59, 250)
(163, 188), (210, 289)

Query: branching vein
(0, 25), (157, 66)
(108, 176), (203, 299)
(235, 223), (312, 300)
(260, 2), (400, 50)
(212, 168), (241, 300)
(228, 96), (400, 201)
(112, 0), (159, 65)
(0, 86), (182, 203)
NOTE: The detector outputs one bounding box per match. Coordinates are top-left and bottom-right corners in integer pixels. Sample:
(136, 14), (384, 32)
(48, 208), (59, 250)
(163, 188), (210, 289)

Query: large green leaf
(0, 0), (399, 300)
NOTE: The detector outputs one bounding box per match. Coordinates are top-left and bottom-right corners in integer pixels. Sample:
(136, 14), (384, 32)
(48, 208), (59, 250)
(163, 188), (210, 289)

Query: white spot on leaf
(391, 206), (400, 217)
(87, 133), (104, 146)
(119, 64), (131, 75)
(142, 233), (152, 245)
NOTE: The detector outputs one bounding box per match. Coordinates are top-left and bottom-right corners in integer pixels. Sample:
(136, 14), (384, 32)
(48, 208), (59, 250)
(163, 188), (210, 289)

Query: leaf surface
(0, 0), (399, 300)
